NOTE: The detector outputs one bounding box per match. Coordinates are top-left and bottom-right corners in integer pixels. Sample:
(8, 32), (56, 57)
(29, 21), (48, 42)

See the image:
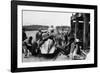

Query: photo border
(11, 1), (97, 72)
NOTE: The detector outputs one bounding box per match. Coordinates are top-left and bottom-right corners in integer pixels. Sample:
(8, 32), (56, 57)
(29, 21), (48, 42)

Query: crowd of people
(22, 25), (88, 60)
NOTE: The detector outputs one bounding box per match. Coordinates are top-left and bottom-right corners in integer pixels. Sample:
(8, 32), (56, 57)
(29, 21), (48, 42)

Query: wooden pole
(83, 14), (88, 50)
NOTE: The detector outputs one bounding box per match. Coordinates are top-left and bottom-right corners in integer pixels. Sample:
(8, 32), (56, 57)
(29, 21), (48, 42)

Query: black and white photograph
(19, 5), (95, 67)
(22, 11), (90, 62)
(11, 1), (97, 72)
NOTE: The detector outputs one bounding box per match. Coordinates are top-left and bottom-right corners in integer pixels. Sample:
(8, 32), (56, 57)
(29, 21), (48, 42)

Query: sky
(23, 10), (72, 27)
